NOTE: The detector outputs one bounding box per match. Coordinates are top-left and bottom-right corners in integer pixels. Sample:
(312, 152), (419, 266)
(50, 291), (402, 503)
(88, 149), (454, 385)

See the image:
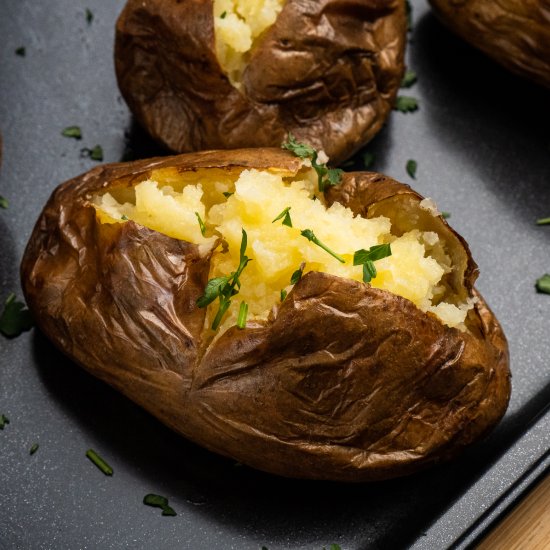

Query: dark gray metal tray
(1, 1), (549, 548)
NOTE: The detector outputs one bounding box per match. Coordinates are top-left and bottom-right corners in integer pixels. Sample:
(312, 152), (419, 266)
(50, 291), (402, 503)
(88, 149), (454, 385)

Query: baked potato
(114, 0), (407, 165)
(21, 147), (510, 481)
(428, 0), (550, 89)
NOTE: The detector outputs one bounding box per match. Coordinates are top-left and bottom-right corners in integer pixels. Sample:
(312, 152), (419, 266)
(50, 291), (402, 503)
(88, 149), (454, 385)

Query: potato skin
(21, 149), (510, 481)
(114, 0), (407, 165)
(428, 0), (550, 89)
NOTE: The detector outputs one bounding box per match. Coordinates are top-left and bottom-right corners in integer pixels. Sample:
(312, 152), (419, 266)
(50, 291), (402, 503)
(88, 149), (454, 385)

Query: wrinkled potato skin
(115, 0), (407, 165)
(429, 0), (550, 89)
(21, 149), (510, 481)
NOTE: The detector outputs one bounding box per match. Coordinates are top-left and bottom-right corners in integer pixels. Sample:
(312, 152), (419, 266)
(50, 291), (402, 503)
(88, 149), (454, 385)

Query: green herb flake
(29, 443), (39, 455)
(272, 206), (292, 227)
(535, 274), (550, 295)
(330, 545), (342, 550)
(394, 96), (419, 113)
(15, 46), (26, 57)
(353, 244), (392, 283)
(0, 414), (10, 430)
(81, 145), (103, 161)
(85, 449), (113, 476)
(290, 263), (305, 285)
(362, 151), (375, 170)
(237, 301), (248, 329)
(195, 212), (207, 236)
(300, 229), (345, 263)
(222, 191), (234, 198)
(281, 134), (342, 192)
(0, 293), (34, 338)
(121, 215), (128, 221)
(0, 196), (8, 209)
(536, 217), (550, 225)
(401, 69), (417, 88)
(220, 10), (227, 18)
(61, 126), (82, 139)
(441, 211), (451, 219)
(280, 289), (287, 302)
(143, 493), (177, 516)
(406, 159), (417, 179)
(85, 8), (93, 24)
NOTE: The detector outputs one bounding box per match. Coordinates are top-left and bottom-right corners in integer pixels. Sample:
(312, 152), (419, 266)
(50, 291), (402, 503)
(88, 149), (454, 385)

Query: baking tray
(1, 0), (549, 548)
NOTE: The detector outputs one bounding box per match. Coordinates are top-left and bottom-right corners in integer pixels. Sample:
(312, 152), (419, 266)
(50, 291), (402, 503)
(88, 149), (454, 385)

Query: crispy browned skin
(114, 0), (407, 165)
(21, 148), (511, 481)
(428, 0), (550, 89)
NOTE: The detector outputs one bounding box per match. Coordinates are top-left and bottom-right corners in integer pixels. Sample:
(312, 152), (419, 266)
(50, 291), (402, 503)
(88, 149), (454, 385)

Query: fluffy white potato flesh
(213, 0), (285, 87)
(93, 167), (472, 331)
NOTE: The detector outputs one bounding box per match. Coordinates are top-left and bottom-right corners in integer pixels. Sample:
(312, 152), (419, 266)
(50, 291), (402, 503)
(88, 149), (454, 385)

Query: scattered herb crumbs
(220, 10), (227, 18)
(85, 8), (93, 24)
(395, 96), (419, 113)
(301, 229), (345, 263)
(282, 134), (343, 192)
(237, 301), (248, 329)
(15, 46), (26, 57)
(272, 206), (292, 227)
(61, 126), (82, 139)
(85, 449), (113, 476)
(30, 443), (39, 455)
(0, 414), (10, 430)
(0, 293), (34, 338)
(353, 244), (392, 283)
(406, 159), (417, 179)
(222, 191), (233, 198)
(362, 151), (375, 170)
(143, 494), (177, 516)
(401, 69), (417, 88)
(535, 274), (550, 295)
(195, 212), (206, 236)
(280, 289), (287, 302)
(0, 196), (8, 209)
(81, 145), (103, 161)
(441, 211), (451, 219)
(536, 217), (550, 225)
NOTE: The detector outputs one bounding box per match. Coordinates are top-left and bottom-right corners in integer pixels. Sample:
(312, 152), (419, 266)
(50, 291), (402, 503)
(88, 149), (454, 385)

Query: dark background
(1, 0), (549, 548)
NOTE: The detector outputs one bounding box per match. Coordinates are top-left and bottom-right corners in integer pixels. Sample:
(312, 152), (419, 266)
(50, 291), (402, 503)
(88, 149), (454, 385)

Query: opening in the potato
(93, 166), (474, 334)
(213, 0), (285, 88)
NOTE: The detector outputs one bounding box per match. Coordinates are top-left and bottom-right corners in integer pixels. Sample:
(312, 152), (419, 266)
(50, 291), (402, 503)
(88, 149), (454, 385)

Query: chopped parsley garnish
(85, 8), (93, 24)
(81, 145), (103, 161)
(281, 134), (343, 192)
(535, 274), (550, 295)
(0, 293), (34, 338)
(536, 217), (550, 225)
(272, 206), (292, 227)
(220, 10), (227, 18)
(222, 191), (234, 198)
(280, 289), (287, 302)
(401, 69), (417, 88)
(197, 229), (251, 330)
(441, 211), (451, 219)
(301, 229), (345, 263)
(15, 47), (26, 57)
(195, 212), (206, 236)
(237, 301), (248, 329)
(62, 126), (82, 139)
(290, 263), (305, 285)
(353, 244), (392, 283)
(143, 494), (177, 516)
(30, 443), (39, 455)
(85, 449), (113, 476)
(0, 414), (10, 430)
(121, 215), (128, 221)
(362, 151), (375, 170)
(395, 96), (419, 113)
(0, 196), (8, 209)
(406, 159), (417, 179)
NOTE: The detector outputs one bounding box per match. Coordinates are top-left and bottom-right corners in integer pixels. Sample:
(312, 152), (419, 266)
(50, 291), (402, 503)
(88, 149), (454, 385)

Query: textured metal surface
(0, 0), (549, 549)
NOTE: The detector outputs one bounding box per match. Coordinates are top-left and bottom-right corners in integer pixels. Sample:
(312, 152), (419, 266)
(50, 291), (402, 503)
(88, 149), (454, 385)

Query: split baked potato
(114, 0), (407, 165)
(21, 148), (510, 481)
(428, 0), (550, 89)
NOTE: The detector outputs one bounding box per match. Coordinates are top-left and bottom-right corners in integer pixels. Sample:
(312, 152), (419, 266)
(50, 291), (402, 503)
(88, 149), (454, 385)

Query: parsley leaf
(535, 274), (550, 295)
(0, 196), (8, 209)
(81, 145), (103, 161)
(362, 151), (375, 170)
(353, 244), (392, 283)
(395, 96), (419, 113)
(290, 263), (305, 285)
(195, 212), (206, 236)
(222, 191), (234, 198)
(61, 126), (82, 139)
(15, 47), (25, 57)
(196, 277), (230, 308)
(401, 70), (417, 88)
(281, 134), (315, 159)
(280, 289), (287, 302)
(220, 10), (227, 18)
(0, 414), (10, 429)
(301, 229), (345, 263)
(272, 206), (292, 227)
(406, 159), (417, 179)
(143, 494), (177, 516)
(0, 293), (34, 337)
(441, 211), (451, 219)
